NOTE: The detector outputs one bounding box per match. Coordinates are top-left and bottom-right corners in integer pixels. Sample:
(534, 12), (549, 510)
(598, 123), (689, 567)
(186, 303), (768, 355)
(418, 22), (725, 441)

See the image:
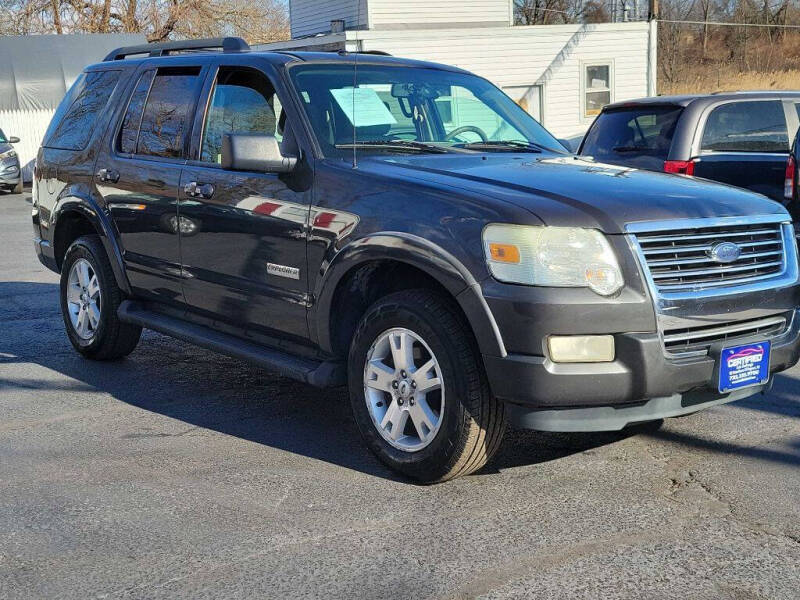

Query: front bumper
(485, 312), (800, 409)
(0, 162), (21, 187)
(480, 269), (800, 430)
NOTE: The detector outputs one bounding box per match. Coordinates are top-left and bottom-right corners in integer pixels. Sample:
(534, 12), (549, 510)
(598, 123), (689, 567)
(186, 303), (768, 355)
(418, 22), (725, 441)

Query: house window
(503, 85), (543, 123)
(584, 63), (612, 118)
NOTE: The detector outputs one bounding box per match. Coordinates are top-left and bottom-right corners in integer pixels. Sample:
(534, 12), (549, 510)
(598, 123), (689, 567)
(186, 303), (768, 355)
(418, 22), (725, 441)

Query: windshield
(288, 63), (565, 157)
(0, 129), (6, 143)
(580, 105), (683, 170)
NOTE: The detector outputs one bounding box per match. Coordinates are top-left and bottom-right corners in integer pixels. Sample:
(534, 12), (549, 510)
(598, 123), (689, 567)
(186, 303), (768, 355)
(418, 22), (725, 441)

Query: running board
(117, 300), (345, 387)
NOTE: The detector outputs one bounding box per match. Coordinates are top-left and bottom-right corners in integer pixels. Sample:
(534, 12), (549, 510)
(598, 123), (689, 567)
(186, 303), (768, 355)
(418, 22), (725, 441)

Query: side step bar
(117, 301), (345, 387)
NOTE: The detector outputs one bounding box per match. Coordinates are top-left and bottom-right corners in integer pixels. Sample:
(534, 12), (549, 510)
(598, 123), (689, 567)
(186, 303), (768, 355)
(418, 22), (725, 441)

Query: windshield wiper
(461, 140), (544, 153)
(335, 140), (451, 154)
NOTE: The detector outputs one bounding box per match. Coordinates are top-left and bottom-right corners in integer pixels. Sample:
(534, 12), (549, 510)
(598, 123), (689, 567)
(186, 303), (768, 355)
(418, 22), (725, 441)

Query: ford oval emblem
(708, 241), (742, 263)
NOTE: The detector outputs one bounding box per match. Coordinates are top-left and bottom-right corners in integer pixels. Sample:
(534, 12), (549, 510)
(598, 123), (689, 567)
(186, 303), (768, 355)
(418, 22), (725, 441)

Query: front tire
(60, 235), (141, 360)
(348, 290), (506, 483)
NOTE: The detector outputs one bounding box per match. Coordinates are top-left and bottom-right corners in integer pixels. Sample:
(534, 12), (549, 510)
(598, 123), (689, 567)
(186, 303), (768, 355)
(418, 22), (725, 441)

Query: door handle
(96, 168), (120, 183)
(184, 181), (215, 199)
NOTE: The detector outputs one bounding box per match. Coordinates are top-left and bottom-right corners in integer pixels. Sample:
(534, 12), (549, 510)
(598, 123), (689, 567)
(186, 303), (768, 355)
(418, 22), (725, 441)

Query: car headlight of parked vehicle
(0, 149), (17, 160)
(482, 224), (624, 296)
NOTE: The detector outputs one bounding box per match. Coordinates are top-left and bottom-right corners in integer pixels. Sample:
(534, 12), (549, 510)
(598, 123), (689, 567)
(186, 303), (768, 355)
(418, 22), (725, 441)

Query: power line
(660, 18), (800, 29)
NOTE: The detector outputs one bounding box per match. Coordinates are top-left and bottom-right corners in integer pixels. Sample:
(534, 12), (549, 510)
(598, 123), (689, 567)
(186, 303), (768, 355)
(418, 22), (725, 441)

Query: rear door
(95, 63), (206, 305)
(177, 60), (312, 341)
(692, 99), (795, 200)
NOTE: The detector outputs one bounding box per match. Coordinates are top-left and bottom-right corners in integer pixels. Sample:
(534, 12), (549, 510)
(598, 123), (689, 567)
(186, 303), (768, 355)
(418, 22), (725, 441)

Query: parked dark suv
(32, 38), (800, 482)
(579, 92), (800, 202)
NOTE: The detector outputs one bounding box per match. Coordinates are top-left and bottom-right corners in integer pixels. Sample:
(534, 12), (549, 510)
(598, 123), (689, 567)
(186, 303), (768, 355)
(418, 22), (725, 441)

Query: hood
(367, 153), (787, 233)
(0, 142), (12, 155)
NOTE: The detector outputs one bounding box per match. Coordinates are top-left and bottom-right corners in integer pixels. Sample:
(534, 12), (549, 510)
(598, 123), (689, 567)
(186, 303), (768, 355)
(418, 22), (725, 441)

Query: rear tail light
(785, 155), (795, 199)
(663, 159), (696, 175)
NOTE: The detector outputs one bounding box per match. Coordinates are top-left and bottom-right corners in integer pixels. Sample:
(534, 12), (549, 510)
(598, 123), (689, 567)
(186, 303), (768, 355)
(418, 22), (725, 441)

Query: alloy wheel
(363, 327), (445, 452)
(66, 258), (102, 340)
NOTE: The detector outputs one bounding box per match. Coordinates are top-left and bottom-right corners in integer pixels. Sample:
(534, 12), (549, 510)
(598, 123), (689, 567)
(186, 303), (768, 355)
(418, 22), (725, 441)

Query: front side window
(701, 100), (789, 153)
(44, 70), (120, 150)
(584, 64), (612, 118)
(130, 67), (202, 159)
(288, 64), (563, 157)
(200, 68), (283, 164)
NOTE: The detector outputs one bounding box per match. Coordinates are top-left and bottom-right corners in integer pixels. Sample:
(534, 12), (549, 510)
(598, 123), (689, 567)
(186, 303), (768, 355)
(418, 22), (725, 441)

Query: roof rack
(336, 49), (392, 56)
(104, 37), (250, 61)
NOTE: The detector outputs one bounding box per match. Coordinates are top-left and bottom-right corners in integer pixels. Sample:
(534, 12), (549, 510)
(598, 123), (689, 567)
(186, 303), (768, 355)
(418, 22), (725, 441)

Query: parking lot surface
(2, 192), (800, 599)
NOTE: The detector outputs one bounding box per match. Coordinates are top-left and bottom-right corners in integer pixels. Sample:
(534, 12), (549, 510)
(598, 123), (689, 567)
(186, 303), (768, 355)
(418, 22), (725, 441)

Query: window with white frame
(583, 63), (612, 118)
(503, 84), (543, 123)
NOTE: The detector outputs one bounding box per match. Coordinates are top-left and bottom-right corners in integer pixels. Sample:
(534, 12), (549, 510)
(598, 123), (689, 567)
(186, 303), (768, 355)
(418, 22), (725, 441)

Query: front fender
(312, 232), (507, 358)
(52, 192), (131, 295)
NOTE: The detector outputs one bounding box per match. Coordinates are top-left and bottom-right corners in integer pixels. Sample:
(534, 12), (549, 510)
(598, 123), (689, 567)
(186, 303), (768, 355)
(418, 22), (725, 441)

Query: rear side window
(701, 101), (788, 153)
(580, 105), (683, 170)
(118, 70), (155, 154)
(44, 70), (120, 150)
(118, 67), (202, 159)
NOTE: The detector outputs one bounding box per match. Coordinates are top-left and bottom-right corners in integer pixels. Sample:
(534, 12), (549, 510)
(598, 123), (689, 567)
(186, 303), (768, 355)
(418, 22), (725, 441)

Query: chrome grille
(633, 221), (786, 293)
(663, 315), (789, 357)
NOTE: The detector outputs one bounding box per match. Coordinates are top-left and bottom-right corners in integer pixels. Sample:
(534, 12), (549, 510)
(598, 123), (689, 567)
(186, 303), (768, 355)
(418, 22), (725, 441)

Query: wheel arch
(314, 232), (507, 360)
(52, 194), (131, 295)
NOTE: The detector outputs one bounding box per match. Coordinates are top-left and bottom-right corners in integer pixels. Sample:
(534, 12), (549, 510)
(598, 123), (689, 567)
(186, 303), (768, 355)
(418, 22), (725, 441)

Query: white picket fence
(0, 109), (56, 182)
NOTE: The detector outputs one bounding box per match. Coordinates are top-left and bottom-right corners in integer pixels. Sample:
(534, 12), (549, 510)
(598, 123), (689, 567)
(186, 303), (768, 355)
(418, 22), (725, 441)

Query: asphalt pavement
(1, 191), (800, 599)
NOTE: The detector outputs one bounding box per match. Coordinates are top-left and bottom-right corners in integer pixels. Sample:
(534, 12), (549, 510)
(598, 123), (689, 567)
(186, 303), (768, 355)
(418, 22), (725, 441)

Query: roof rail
(104, 37), (250, 61)
(336, 49), (392, 56)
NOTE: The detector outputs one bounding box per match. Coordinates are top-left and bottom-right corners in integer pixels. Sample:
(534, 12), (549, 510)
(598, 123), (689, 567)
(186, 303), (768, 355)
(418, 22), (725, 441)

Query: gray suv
(579, 92), (800, 202)
(31, 38), (800, 481)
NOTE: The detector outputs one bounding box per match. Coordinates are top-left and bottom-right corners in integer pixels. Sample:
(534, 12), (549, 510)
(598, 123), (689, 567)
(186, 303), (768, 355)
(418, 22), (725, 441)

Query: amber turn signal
(488, 243), (521, 263)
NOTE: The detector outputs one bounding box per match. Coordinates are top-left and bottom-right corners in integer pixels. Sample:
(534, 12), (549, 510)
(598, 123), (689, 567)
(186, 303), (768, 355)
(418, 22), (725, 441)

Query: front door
(96, 64), (206, 305)
(178, 62), (312, 340)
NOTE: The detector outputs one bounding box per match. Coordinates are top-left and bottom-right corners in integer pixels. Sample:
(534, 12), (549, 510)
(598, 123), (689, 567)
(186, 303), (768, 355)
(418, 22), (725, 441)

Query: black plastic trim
(117, 301), (345, 387)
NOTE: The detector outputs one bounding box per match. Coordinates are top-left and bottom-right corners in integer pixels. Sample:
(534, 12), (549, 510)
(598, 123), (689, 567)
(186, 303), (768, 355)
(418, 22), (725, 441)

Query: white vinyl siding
(368, 0), (511, 28)
(290, 0), (367, 38)
(350, 22), (650, 139)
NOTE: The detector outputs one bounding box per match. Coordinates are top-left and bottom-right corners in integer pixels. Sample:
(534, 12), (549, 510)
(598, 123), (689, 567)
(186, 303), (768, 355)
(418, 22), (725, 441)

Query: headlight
(0, 149), (17, 159)
(482, 224), (624, 296)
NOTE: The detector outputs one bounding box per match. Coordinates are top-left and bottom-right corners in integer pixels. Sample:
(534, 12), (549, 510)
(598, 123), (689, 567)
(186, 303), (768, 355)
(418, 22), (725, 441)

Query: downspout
(647, 0), (658, 96)
(647, 19), (658, 96)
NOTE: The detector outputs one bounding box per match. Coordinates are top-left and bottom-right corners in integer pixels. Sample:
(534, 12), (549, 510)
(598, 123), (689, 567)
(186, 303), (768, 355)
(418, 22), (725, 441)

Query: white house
(257, 0), (657, 143)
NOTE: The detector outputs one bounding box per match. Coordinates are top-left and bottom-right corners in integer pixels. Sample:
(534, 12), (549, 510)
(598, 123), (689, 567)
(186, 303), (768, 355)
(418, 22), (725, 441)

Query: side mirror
(8, 136), (19, 144)
(221, 133), (297, 174)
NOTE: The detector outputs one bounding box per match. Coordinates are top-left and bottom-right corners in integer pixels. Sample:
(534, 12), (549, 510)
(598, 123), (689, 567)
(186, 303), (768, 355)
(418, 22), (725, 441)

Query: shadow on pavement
(8, 280), (793, 482)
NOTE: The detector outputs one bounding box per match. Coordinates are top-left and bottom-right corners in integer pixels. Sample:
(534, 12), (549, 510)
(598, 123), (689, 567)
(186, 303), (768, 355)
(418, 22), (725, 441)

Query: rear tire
(348, 289), (506, 483)
(60, 235), (141, 360)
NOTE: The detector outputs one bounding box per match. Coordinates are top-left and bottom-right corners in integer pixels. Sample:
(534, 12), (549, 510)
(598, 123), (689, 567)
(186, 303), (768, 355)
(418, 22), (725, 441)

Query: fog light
(547, 335), (615, 363)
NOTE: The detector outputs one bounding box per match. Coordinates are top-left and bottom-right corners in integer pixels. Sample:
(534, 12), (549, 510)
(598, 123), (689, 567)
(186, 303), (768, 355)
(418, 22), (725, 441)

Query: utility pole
(648, 0), (659, 20)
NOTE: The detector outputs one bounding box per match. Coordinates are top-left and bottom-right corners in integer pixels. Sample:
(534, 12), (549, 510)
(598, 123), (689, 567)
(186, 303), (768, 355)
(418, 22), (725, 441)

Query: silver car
(0, 128), (22, 193)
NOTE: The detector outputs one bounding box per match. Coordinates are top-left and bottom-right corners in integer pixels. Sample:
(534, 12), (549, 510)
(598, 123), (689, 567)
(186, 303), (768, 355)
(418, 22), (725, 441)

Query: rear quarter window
(43, 70), (121, 151)
(580, 105), (683, 170)
(701, 100), (789, 153)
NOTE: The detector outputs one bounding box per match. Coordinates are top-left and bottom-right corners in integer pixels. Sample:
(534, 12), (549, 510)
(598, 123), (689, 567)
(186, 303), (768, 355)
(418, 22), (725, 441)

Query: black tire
(348, 289), (506, 483)
(60, 235), (142, 360)
(13, 180), (23, 194)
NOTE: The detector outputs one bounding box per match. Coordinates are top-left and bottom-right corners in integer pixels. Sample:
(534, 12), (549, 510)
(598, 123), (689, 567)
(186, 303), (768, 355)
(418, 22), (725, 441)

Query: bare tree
(0, 0), (288, 42)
